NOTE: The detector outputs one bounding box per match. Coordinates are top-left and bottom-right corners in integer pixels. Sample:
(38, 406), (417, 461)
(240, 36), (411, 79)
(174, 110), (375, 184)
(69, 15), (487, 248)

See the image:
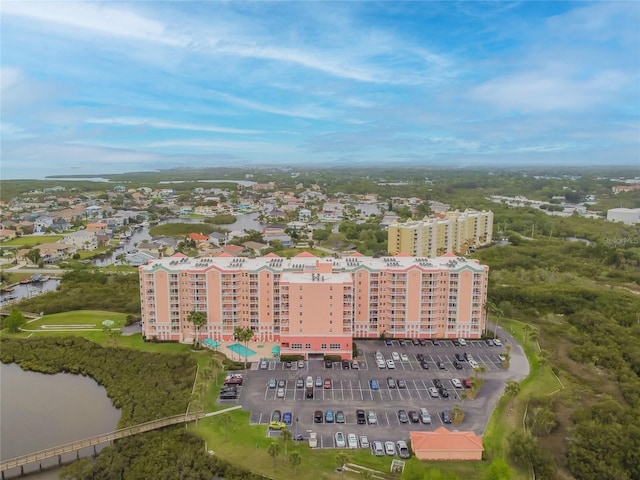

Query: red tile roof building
(410, 427), (484, 461)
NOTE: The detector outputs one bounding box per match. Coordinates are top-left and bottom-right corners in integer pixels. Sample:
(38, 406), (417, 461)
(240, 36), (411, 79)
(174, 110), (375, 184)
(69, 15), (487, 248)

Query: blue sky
(1, 1), (639, 179)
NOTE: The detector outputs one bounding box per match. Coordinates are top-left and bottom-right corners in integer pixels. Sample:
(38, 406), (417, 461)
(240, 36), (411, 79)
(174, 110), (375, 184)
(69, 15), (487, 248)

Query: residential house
(63, 230), (98, 251)
(208, 232), (227, 246)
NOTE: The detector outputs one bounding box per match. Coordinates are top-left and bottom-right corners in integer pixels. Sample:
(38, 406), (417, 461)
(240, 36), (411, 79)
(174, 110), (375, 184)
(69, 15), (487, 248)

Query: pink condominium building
(139, 251), (488, 360)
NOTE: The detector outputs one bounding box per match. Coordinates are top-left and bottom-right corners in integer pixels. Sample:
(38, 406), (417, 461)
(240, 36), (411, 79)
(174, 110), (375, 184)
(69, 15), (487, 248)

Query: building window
(305, 343), (311, 349)
(321, 343), (327, 349)
(330, 343), (341, 349)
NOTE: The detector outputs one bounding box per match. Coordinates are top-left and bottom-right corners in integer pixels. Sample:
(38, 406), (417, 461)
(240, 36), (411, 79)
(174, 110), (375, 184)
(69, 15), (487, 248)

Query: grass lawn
(0, 235), (63, 247)
(275, 248), (330, 258)
(481, 316), (564, 479)
(25, 310), (128, 329)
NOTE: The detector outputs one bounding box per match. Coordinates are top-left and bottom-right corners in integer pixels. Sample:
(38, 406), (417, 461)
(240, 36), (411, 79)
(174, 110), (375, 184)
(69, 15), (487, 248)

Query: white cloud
(0, 122), (35, 140)
(86, 117), (260, 135)
(212, 91), (334, 120)
(1, 67), (23, 92)
(2, 1), (187, 47)
(145, 139), (294, 154)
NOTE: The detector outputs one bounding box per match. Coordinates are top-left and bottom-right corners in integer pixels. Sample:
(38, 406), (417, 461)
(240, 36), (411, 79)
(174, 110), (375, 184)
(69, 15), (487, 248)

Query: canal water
(0, 279), (61, 308)
(0, 363), (121, 479)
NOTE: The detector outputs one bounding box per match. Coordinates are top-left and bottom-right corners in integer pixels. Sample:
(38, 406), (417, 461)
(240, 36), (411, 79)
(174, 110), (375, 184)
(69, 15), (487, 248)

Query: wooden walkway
(0, 407), (240, 474)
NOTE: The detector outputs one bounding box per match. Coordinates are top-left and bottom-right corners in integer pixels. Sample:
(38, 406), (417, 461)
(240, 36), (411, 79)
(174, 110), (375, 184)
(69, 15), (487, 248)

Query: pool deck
(217, 341), (281, 362)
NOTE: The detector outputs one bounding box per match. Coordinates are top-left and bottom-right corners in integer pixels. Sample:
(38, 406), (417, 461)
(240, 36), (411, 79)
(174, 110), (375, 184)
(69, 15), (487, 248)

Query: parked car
(400, 353), (409, 362)
(384, 441), (395, 455)
(315, 376), (323, 387)
(359, 435), (370, 449)
(486, 339), (495, 346)
(334, 432), (346, 448)
(306, 376), (314, 388)
(367, 411), (377, 424)
(458, 338), (467, 346)
(452, 378), (463, 388)
(376, 359), (386, 369)
(498, 354), (507, 362)
(325, 409), (334, 423)
(219, 391), (237, 400)
(269, 410), (284, 429)
(385, 339), (393, 346)
(325, 359), (333, 368)
(298, 360), (305, 368)
(352, 361), (359, 369)
(259, 360), (268, 369)
(452, 339), (460, 347)
(453, 360), (463, 370)
(412, 338), (420, 345)
(347, 433), (358, 449)
(421, 360), (430, 370)
(397, 409), (409, 423)
(396, 440), (411, 459)
(277, 379), (285, 388)
(283, 412), (292, 425)
(370, 379), (380, 390)
(429, 387), (439, 398)
(276, 387), (285, 398)
(469, 359), (479, 369)
(420, 408), (432, 424)
(432, 339), (441, 346)
(408, 410), (420, 423)
(437, 361), (446, 370)
(314, 410), (323, 423)
(386, 377), (397, 388)
(493, 338), (503, 346)
(463, 378), (472, 388)
(455, 353), (465, 362)
(323, 378), (332, 389)
(419, 339), (428, 346)
(433, 379), (443, 388)
(439, 387), (450, 398)
(399, 340), (407, 347)
(386, 359), (396, 369)
(285, 361), (292, 368)
(416, 353), (424, 361)
(357, 409), (366, 424)
(336, 411), (345, 423)
(397, 379), (407, 389)
(341, 360), (349, 369)
(224, 375), (244, 385)
(372, 441), (385, 456)
(441, 411), (452, 424)
(391, 351), (400, 361)
(296, 378), (304, 388)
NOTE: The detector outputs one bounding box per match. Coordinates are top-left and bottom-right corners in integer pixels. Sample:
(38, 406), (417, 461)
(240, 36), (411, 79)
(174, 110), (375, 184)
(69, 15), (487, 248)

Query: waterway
(0, 363), (121, 479)
(0, 279), (61, 308)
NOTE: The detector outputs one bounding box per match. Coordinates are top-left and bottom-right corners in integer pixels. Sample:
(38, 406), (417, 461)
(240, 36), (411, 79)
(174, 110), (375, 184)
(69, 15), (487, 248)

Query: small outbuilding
(410, 427), (483, 461)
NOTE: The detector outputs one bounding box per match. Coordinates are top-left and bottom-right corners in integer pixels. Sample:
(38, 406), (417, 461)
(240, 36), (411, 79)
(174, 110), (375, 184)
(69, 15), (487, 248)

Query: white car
(458, 338), (467, 346)
(367, 411), (377, 424)
(335, 432), (346, 448)
(384, 441), (395, 456)
(386, 359), (396, 369)
(493, 339), (503, 346)
(429, 387), (440, 398)
(391, 351), (400, 361)
(451, 378), (463, 389)
(377, 359), (386, 369)
(277, 387), (285, 398)
(347, 433), (358, 449)
(352, 361), (360, 369)
(359, 435), (370, 449)
(499, 354), (507, 362)
(400, 353), (409, 362)
(469, 359), (479, 369)
(372, 441), (385, 456)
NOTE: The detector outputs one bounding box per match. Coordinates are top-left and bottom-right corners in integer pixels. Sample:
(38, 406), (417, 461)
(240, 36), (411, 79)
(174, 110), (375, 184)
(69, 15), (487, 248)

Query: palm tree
(187, 310), (207, 348)
(268, 442), (280, 468)
(335, 452), (350, 480)
(451, 404), (464, 424)
(280, 428), (292, 458)
(505, 380), (521, 398)
(289, 451), (301, 474)
(237, 326), (255, 367)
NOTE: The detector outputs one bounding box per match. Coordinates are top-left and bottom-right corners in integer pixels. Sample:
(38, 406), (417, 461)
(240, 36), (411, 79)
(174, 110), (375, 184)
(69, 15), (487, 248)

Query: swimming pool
(228, 343), (257, 357)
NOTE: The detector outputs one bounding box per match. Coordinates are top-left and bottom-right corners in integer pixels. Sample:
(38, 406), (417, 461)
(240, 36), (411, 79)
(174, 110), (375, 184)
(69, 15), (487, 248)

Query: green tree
(236, 326), (255, 367)
(504, 381), (521, 399)
(527, 405), (557, 436)
(335, 452), (349, 480)
(268, 441), (280, 468)
(187, 310), (207, 348)
(3, 308), (26, 333)
(289, 451), (301, 475)
(26, 248), (41, 265)
(280, 428), (292, 458)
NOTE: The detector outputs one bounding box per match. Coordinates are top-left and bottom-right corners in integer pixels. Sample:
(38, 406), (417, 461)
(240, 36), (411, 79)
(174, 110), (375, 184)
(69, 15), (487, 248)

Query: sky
(1, 1), (639, 179)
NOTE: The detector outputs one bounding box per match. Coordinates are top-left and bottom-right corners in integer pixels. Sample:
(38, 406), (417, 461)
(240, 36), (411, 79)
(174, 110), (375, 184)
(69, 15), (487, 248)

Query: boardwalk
(0, 406), (241, 476)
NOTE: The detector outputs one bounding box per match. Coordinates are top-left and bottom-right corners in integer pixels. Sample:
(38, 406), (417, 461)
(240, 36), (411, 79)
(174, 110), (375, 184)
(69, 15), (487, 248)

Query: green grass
(0, 235), (63, 247)
(25, 310), (128, 328)
(481, 317), (563, 479)
(275, 248), (330, 258)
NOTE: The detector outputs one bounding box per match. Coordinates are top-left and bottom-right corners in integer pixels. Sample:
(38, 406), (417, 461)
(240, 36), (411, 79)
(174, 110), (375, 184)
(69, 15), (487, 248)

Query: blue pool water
(228, 343), (257, 357)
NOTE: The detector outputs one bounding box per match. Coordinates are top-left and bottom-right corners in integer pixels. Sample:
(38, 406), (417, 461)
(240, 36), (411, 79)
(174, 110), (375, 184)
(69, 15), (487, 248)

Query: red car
(463, 378), (472, 388)
(224, 375), (244, 386)
(323, 378), (332, 389)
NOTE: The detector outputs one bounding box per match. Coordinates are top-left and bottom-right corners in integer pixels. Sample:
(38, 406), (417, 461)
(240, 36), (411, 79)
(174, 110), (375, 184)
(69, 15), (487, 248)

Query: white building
(607, 208), (640, 225)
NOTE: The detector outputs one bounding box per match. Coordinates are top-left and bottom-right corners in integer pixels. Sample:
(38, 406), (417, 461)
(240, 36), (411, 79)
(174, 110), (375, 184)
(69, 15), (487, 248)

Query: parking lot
(218, 336), (524, 451)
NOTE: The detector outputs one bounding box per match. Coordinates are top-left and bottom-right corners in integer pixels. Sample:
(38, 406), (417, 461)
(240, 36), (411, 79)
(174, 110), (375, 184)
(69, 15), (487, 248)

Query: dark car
(277, 379), (285, 388)
(397, 379), (407, 389)
(464, 352), (470, 360)
(452, 339), (460, 347)
(432, 339), (440, 346)
(285, 361), (292, 368)
(283, 412), (292, 425)
(433, 379), (443, 388)
(437, 361), (446, 370)
(416, 353), (424, 362)
(342, 360), (350, 370)
(335, 411), (345, 423)
(455, 353), (465, 362)
(412, 338), (420, 345)
(296, 378), (304, 388)
(219, 391), (237, 400)
(356, 409), (366, 425)
(224, 375), (244, 385)
(314, 410), (323, 423)
(453, 360), (463, 370)
(486, 339), (495, 346)
(441, 411), (452, 424)
(397, 409), (409, 423)
(324, 359), (333, 368)
(408, 410), (420, 423)
(399, 340), (407, 347)
(421, 360), (430, 370)
(387, 377), (397, 388)
(439, 387), (450, 398)
(419, 339), (427, 346)
(220, 385), (237, 394)
(385, 339), (393, 346)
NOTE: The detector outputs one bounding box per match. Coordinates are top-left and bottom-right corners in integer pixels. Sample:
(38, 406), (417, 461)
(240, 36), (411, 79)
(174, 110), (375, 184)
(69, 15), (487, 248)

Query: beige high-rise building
(388, 209), (494, 256)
